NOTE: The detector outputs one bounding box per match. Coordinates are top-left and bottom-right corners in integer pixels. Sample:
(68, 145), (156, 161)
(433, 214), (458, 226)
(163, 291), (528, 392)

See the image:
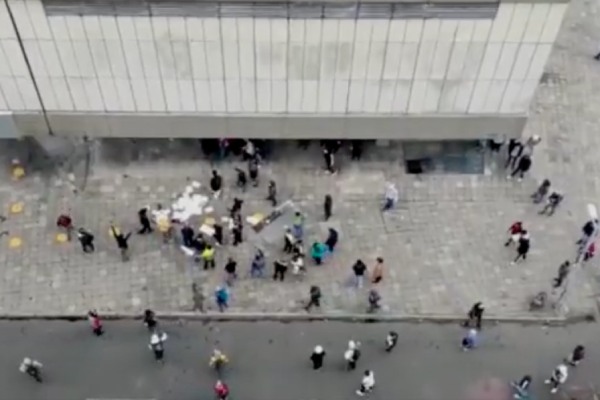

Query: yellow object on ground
(8, 237), (22, 248)
(11, 166), (25, 180)
(55, 233), (68, 243)
(10, 202), (23, 214)
(204, 217), (215, 226)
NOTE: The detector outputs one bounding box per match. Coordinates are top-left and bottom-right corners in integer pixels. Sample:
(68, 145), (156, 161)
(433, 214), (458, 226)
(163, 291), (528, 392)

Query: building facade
(0, 0), (567, 139)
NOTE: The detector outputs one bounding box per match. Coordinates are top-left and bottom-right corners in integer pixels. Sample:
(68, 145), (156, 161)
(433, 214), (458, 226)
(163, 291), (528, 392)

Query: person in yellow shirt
(201, 245), (215, 270)
(156, 215), (172, 243)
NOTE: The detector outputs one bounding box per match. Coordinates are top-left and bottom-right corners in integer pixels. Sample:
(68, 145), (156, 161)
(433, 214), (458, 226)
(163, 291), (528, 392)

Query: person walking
(291, 254), (305, 278)
(215, 286), (229, 312)
(235, 167), (247, 191)
(352, 259), (367, 288)
(19, 357), (43, 382)
(310, 345), (326, 370)
(149, 331), (168, 362)
(152, 204), (172, 243)
(583, 241), (596, 262)
(523, 135), (542, 157)
(293, 239), (305, 259)
(181, 224), (195, 248)
(310, 241), (327, 265)
(210, 170), (223, 198)
(566, 345), (585, 366)
(283, 228), (295, 253)
(232, 220), (243, 246)
(87, 310), (103, 336)
(464, 302), (484, 329)
(273, 258), (288, 281)
(350, 140), (363, 160)
(344, 340), (361, 370)
(577, 219), (598, 247)
(371, 257), (384, 284)
(323, 147), (335, 174)
(292, 211), (305, 240)
(267, 180), (277, 207)
(242, 139), (256, 160)
(156, 213), (172, 244)
(111, 225), (131, 262)
(461, 328), (478, 351)
(56, 213), (74, 241)
(305, 285), (321, 312)
(544, 363), (568, 394)
(229, 198), (243, 218)
(511, 231), (530, 264)
(595, 51), (600, 61)
(385, 331), (398, 352)
(224, 257), (237, 286)
(214, 380), (230, 400)
(383, 182), (399, 211)
(356, 370), (375, 397)
(325, 228), (338, 252)
(508, 154), (532, 181)
(248, 157), (259, 187)
(137, 207), (153, 234)
(505, 221), (524, 246)
(539, 191), (564, 216)
(505, 139), (523, 170)
(77, 228), (95, 253)
(367, 289), (381, 313)
(213, 223), (224, 246)
(553, 261), (570, 288)
(324, 194), (333, 220)
(250, 251), (266, 278)
(201, 245), (216, 270)
(143, 309), (157, 331)
(531, 179), (551, 203)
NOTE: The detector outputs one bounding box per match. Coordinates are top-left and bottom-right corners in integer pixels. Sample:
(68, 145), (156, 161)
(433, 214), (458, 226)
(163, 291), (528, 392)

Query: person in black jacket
(137, 207), (152, 234)
(324, 194), (333, 221)
(310, 345), (326, 369)
(505, 139), (523, 169)
(512, 231), (530, 264)
(210, 170), (223, 198)
(325, 228), (338, 252)
(111, 225), (132, 262)
(509, 154), (532, 181)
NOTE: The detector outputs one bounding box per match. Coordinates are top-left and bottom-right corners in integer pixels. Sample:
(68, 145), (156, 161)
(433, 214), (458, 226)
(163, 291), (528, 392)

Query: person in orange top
(371, 257), (384, 284)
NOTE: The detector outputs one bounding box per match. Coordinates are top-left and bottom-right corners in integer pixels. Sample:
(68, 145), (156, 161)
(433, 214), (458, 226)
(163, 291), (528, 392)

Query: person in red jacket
(87, 310), (103, 336)
(214, 380), (229, 400)
(583, 241), (596, 262)
(505, 221), (524, 246)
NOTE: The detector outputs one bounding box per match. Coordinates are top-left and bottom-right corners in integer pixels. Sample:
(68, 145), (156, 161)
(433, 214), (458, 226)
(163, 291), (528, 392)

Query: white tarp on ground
(169, 181), (209, 223)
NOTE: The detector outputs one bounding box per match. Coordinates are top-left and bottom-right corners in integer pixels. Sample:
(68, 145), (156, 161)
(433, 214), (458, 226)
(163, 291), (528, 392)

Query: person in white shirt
(383, 183), (398, 211)
(544, 363), (568, 393)
(356, 370), (375, 396)
(291, 254), (305, 277)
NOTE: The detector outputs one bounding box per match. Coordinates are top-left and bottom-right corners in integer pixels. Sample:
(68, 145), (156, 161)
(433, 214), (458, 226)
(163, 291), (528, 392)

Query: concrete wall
(0, 0), (567, 138)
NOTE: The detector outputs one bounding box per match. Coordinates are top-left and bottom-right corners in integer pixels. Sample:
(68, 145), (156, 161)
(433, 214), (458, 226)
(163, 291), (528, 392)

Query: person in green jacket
(311, 242), (327, 265)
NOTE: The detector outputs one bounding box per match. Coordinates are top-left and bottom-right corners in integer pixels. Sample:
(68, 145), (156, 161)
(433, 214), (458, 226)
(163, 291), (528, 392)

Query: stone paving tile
(2, 0), (600, 317)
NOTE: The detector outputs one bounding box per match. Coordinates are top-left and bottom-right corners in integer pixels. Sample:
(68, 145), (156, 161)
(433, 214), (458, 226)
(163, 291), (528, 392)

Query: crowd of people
(53, 139), (396, 315)
(457, 135), (597, 397)
(42, 136), (598, 398)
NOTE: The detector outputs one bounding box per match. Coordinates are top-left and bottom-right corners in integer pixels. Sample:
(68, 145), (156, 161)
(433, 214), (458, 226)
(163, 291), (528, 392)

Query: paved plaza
(2, 0), (600, 318)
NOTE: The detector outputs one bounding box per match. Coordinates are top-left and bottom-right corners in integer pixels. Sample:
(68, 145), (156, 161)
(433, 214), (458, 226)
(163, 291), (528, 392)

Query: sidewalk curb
(0, 312), (594, 325)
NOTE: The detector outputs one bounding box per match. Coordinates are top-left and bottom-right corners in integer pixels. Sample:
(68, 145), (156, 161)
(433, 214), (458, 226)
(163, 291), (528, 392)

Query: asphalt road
(1, 320), (599, 400)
